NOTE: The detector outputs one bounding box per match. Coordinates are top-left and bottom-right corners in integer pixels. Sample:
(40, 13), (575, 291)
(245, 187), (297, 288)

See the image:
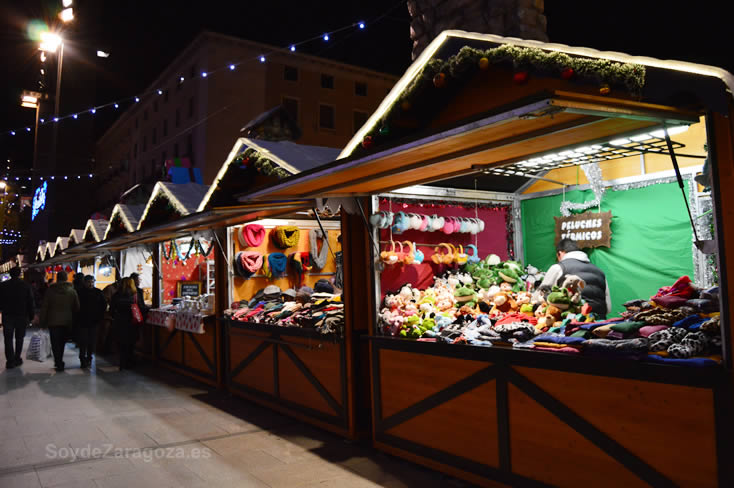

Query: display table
(368, 336), (730, 488)
(150, 312), (219, 386)
(223, 319), (351, 437)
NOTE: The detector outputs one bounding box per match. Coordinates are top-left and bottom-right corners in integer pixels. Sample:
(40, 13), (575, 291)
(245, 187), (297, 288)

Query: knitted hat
(314, 279), (334, 294)
(282, 288), (297, 301)
(296, 286), (313, 303)
(264, 285), (281, 301)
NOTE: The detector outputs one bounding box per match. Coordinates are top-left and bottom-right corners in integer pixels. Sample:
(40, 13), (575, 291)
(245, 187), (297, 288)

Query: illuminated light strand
(1, 17), (377, 137)
(2, 173), (95, 182)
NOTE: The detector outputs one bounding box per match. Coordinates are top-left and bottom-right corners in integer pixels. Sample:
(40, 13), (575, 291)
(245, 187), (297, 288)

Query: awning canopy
(245, 92), (697, 200)
(104, 203), (146, 240)
(137, 182), (209, 231)
(83, 219), (109, 243)
(89, 200), (314, 252)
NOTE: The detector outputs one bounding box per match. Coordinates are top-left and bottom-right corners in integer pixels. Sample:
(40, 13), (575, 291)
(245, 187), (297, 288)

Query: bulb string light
(2, 173), (95, 182)
(0, 15), (383, 138)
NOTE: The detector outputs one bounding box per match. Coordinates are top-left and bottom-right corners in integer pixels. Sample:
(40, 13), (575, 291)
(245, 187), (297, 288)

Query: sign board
(554, 211), (612, 248)
(177, 280), (202, 298)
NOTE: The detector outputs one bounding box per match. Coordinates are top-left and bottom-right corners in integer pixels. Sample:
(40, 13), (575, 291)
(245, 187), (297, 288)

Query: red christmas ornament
(561, 68), (574, 80)
(45, 266), (52, 273)
(54, 265), (63, 272)
(362, 136), (374, 148)
(433, 72), (447, 88)
(513, 71), (529, 84)
(65, 266), (72, 272)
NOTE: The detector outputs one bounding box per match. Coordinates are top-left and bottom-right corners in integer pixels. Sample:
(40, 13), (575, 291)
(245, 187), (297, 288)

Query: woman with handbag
(110, 277), (141, 370)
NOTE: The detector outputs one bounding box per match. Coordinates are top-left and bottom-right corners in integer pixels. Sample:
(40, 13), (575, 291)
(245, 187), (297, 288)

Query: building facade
(94, 31), (398, 213)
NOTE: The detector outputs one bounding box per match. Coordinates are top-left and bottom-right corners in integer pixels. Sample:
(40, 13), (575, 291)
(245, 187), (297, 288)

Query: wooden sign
(554, 211), (612, 248)
(177, 280), (202, 298)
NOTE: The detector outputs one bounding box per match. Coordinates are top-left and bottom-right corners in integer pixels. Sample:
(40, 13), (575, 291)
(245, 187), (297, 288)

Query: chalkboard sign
(554, 211), (613, 249)
(177, 281), (202, 298)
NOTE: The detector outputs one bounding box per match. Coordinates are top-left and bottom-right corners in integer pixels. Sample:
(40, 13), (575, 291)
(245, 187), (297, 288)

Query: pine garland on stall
(233, 148), (291, 179)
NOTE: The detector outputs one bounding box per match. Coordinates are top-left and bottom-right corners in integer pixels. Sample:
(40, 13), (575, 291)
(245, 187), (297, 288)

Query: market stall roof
(83, 219), (109, 243)
(36, 241), (47, 262)
(243, 30), (727, 201)
(68, 229), (84, 246)
(88, 200), (314, 251)
(137, 182), (209, 231)
(198, 138), (340, 211)
(54, 237), (70, 254)
(104, 203), (146, 240)
(46, 241), (57, 259)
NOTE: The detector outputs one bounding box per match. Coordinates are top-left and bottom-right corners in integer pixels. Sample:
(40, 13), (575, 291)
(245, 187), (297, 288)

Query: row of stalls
(31, 31), (734, 487)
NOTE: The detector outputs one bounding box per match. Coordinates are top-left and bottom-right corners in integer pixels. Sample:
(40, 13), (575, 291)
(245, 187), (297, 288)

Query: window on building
(174, 143), (179, 157)
(282, 97), (299, 122)
(188, 96), (194, 118)
(143, 136), (147, 152)
(319, 104), (335, 130)
(149, 159), (155, 178)
(321, 74), (334, 89)
(161, 151), (167, 165)
(284, 65), (298, 81)
(143, 109), (148, 121)
(175, 108), (180, 128)
(133, 143), (137, 159)
(355, 82), (367, 97)
(186, 133), (193, 157)
(152, 128), (157, 145)
(353, 111), (369, 134)
(163, 119), (168, 137)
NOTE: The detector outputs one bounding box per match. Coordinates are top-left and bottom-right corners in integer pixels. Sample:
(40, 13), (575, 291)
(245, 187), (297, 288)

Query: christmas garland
(359, 45), (646, 153)
(162, 238), (215, 261)
(233, 148), (291, 180)
(195, 238), (215, 258)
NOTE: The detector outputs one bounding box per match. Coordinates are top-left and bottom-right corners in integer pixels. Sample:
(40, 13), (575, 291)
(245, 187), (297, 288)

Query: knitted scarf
(272, 226), (300, 249)
(264, 252), (288, 279)
(288, 252), (312, 288)
(239, 224), (265, 248)
(309, 229), (329, 270)
(240, 251), (263, 278)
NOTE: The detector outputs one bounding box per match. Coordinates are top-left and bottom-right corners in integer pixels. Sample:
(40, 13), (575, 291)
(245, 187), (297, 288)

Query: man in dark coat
(77, 275), (107, 368)
(40, 271), (80, 371)
(0, 267), (35, 368)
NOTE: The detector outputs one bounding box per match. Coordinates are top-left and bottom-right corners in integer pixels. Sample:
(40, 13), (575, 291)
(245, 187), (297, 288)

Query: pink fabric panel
(378, 202), (509, 296)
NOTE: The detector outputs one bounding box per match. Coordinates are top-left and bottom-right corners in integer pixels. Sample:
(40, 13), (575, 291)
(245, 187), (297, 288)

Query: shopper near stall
(77, 275), (106, 368)
(538, 238), (612, 319)
(0, 267), (35, 368)
(129, 273), (149, 321)
(39, 271), (80, 372)
(110, 277), (139, 370)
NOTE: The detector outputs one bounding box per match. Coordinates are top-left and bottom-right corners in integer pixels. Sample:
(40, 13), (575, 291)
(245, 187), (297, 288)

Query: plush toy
(485, 254), (501, 266)
(535, 304), (562, 333)
(455, 286), (478, 308)
(547, 286), (572, 311)
(490, 292), (517, 317)
(516, 292), (533, 316)
(561, 275), (586, 307)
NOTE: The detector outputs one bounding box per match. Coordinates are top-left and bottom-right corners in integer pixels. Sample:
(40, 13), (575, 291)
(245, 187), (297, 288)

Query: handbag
(131, 294), (144, 325)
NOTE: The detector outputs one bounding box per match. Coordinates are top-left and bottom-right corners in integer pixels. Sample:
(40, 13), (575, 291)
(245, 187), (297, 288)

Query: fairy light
(1, 16), (389, 137)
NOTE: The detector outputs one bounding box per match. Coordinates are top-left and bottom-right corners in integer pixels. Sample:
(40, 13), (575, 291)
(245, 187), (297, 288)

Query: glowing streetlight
(62, 0), (72, 7)
(97, 50), (110, 58)
(39, 32), (62, 53)
(59, 8), (74, 23)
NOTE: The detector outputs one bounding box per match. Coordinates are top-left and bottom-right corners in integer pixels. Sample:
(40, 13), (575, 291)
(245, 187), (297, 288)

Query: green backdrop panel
(521, 181), (694, 316)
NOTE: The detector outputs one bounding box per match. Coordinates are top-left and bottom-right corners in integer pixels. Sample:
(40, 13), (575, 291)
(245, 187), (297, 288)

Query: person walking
(110, 277), (139, 370)
(40, 271), (80, 371)
(129, 273), (149, 322)
(77, 275), (107, 368)
(0, 267), (35, 369)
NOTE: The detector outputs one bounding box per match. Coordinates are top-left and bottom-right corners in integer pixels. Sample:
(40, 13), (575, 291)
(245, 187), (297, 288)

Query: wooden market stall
(244, 31), (734, 488)
(196, 137), (372, 439)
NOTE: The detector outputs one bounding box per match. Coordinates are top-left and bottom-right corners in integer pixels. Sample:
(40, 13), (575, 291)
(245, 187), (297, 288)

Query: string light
(1, 15), (378, 137)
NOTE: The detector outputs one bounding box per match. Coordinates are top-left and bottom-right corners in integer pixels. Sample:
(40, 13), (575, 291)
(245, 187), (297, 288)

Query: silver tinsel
(560, 162), (606, 216)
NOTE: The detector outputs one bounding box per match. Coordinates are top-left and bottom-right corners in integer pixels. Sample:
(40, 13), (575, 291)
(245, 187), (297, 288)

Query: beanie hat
(238, 224), (266, 248)
(314, 278), (334, 294)
(282, 288), (297, 301)
(296, 286), (313, 303)
(264, 285), (281, 301)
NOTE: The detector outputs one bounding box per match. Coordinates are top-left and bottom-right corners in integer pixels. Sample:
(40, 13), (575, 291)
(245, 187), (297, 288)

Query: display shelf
(224, 318), (342, 342)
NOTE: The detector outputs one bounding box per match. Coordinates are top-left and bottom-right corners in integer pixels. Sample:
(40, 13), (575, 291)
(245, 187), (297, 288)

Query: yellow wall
(522, 116), (707, 194)
(231, 222), (341, 303)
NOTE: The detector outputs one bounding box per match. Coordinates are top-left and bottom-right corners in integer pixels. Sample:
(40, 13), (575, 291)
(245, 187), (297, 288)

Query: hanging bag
(131, 294), (144, 325)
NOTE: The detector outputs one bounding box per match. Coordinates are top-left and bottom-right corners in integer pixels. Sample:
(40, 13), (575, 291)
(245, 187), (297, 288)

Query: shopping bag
(41, 330), (52, 359)
(131, 295), (144, 325)
(26, 331), (43, 362)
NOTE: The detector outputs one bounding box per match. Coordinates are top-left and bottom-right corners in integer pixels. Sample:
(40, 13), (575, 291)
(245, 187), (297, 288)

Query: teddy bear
(516, 291), (533, 316)
(535, 304), (562, 333)
(560, 275), (586, 309)
(490, 291), (517, 317)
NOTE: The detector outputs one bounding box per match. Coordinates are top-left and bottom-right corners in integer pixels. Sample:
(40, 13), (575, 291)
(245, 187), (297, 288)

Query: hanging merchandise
(466, 244), (480, 264)
(239, 224), (266, 248)
(195, 238), (215, 258)
(413, 243), (425, 264)
(431, 243), (456, 265)
(288, 252), (310, 288)
(560, 162), (606, 216)
(264, 252), (288, 279)
(380, 240), (403, 266)
(272, 226), (301, 249)
(334, 250), (344, 290)
(309, 229), (329, 269)
(234, 251), (263, 278)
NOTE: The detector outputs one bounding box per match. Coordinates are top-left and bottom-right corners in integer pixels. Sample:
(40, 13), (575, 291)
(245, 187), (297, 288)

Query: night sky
(1, 0), (732, 178)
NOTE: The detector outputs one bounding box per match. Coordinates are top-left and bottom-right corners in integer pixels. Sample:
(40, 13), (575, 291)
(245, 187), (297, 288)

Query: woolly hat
(314, 279), (334, 294)
(296, 286), (313, 303)
(282, 288), (297, 301)
(264, 285), (282, 301)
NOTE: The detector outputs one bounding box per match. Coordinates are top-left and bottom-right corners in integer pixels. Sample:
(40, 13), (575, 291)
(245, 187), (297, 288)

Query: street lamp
(38, 32), (64, 188)
(20, 91), (43, 184)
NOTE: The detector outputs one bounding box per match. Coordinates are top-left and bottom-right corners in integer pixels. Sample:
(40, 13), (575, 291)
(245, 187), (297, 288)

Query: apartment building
(94, 31), (398, 212)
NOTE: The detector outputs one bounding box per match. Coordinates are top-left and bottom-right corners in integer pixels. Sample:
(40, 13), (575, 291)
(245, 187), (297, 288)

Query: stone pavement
(0, 332), (474, 488)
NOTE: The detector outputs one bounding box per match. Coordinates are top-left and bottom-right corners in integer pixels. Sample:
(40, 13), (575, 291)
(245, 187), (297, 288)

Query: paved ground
(0, 331), (473, 488)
